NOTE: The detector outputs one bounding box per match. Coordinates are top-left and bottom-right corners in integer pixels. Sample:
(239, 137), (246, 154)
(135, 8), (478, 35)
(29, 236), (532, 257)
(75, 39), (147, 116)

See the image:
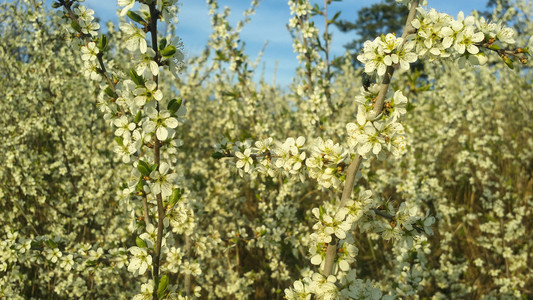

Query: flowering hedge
(0, 0), (532, 299)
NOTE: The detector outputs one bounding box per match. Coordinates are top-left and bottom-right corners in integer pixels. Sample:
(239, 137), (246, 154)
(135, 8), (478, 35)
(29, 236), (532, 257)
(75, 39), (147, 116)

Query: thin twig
(147, 4), (166, 300)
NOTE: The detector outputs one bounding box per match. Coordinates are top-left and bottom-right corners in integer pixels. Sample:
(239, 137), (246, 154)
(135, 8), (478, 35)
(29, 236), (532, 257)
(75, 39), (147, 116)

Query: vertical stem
(148, 3), (164, 300)
(322, 155), (362, 277)
(153, 140), (164, 300)
(321, 0), (420, 278)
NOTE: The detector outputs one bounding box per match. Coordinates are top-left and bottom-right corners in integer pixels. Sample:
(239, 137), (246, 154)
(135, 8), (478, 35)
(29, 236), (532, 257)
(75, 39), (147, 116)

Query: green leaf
(168, 188), (182, 209)
(127, 11), (146, 25)
(136, 237), (147, 248)
(160, 45), (177, 58)
(330, 11), (341, 23)
(215, 50), (228, 62)
(134, 111), (142, 123)
(70, 20), (82, 33)
(157, 275), (169, 298)
(52, 2), (62, 8)
(489, 44), (500, 50)
(136, 179), (144, 192)
(211, 152), (224, 159)
(129, 68), (145, 86)
(159, 38), (168, 51)
(86, 260), (97, 266)
(318, 206), (325, 217)
(104, 86), (117, 98)
(137, 160), (151, 177)
(115, 136), (124, 146)
(98, 35), (108, 51)
(167, 98), (182, 114)
(46, 240), (58, 248)
(503, 56), (514, 69)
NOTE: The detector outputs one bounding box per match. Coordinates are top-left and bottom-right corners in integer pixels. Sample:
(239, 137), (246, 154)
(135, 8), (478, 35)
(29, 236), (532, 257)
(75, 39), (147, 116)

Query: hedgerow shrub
(0, 0), (531, 299)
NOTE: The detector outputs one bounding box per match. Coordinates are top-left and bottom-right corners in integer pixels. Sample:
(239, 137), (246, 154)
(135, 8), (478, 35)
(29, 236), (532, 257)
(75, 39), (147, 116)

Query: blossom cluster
(358, 33), (418, 76)
(359, 5), (520, 74)
(54, 0), (193, 298)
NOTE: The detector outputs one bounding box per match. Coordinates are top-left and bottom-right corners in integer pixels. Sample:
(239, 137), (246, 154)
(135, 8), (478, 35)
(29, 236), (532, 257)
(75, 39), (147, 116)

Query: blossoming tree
(1, 0), (532, 299)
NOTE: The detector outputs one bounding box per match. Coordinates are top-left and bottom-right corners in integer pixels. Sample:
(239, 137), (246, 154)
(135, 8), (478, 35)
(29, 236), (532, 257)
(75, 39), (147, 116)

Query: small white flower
(285, 280), (311, 300)
(356, 125), (384, 158)
(80, 20), (100, 37)
(74, 6), (95, 22)
(397, 41), (417, 70)
(139, 224), (157, 248)
(120, 23), (147, 53)
(132, 280), (154, 300)
(150, 161), (178, 199)
(235, 148), (253, 175)
(113, 115), (136, 139)
(390, 90), (408, 121)
(45, 248), (62, 263)
(135, 48), (159, 76)
(128, 246), (152, 275)
(142, 108), (178, 140)
(134, 80), (163, 106)
(496, 26), (515, 45)
(114, 140), (136, 163)
(80, 42), (99, 61)
(82, 61), (100, 81)
(59, 254), (74, 271)
(455, 26), (484, 55)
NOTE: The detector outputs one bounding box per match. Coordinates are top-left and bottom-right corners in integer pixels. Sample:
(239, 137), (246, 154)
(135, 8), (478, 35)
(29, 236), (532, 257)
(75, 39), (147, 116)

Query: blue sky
(45, 0), (490, 86)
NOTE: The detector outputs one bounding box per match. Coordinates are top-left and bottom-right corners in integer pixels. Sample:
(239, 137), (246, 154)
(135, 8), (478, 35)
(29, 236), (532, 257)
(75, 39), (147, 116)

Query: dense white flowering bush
(1, 0), (531, 299)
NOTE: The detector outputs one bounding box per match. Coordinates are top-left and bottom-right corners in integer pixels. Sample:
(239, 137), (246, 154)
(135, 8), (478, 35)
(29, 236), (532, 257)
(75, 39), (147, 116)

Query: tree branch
(368, 0), (419, 121)
(147, 4), (165, 300)
(321, 0), (420, 278)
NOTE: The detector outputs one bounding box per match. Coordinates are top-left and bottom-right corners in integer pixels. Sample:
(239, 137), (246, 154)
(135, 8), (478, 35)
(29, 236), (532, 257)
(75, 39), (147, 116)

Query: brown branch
(479, 41), (528, 64)
(321, 0), (420, 278)
(369, 0), (420, 121)
(147, 4), (166, 300)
